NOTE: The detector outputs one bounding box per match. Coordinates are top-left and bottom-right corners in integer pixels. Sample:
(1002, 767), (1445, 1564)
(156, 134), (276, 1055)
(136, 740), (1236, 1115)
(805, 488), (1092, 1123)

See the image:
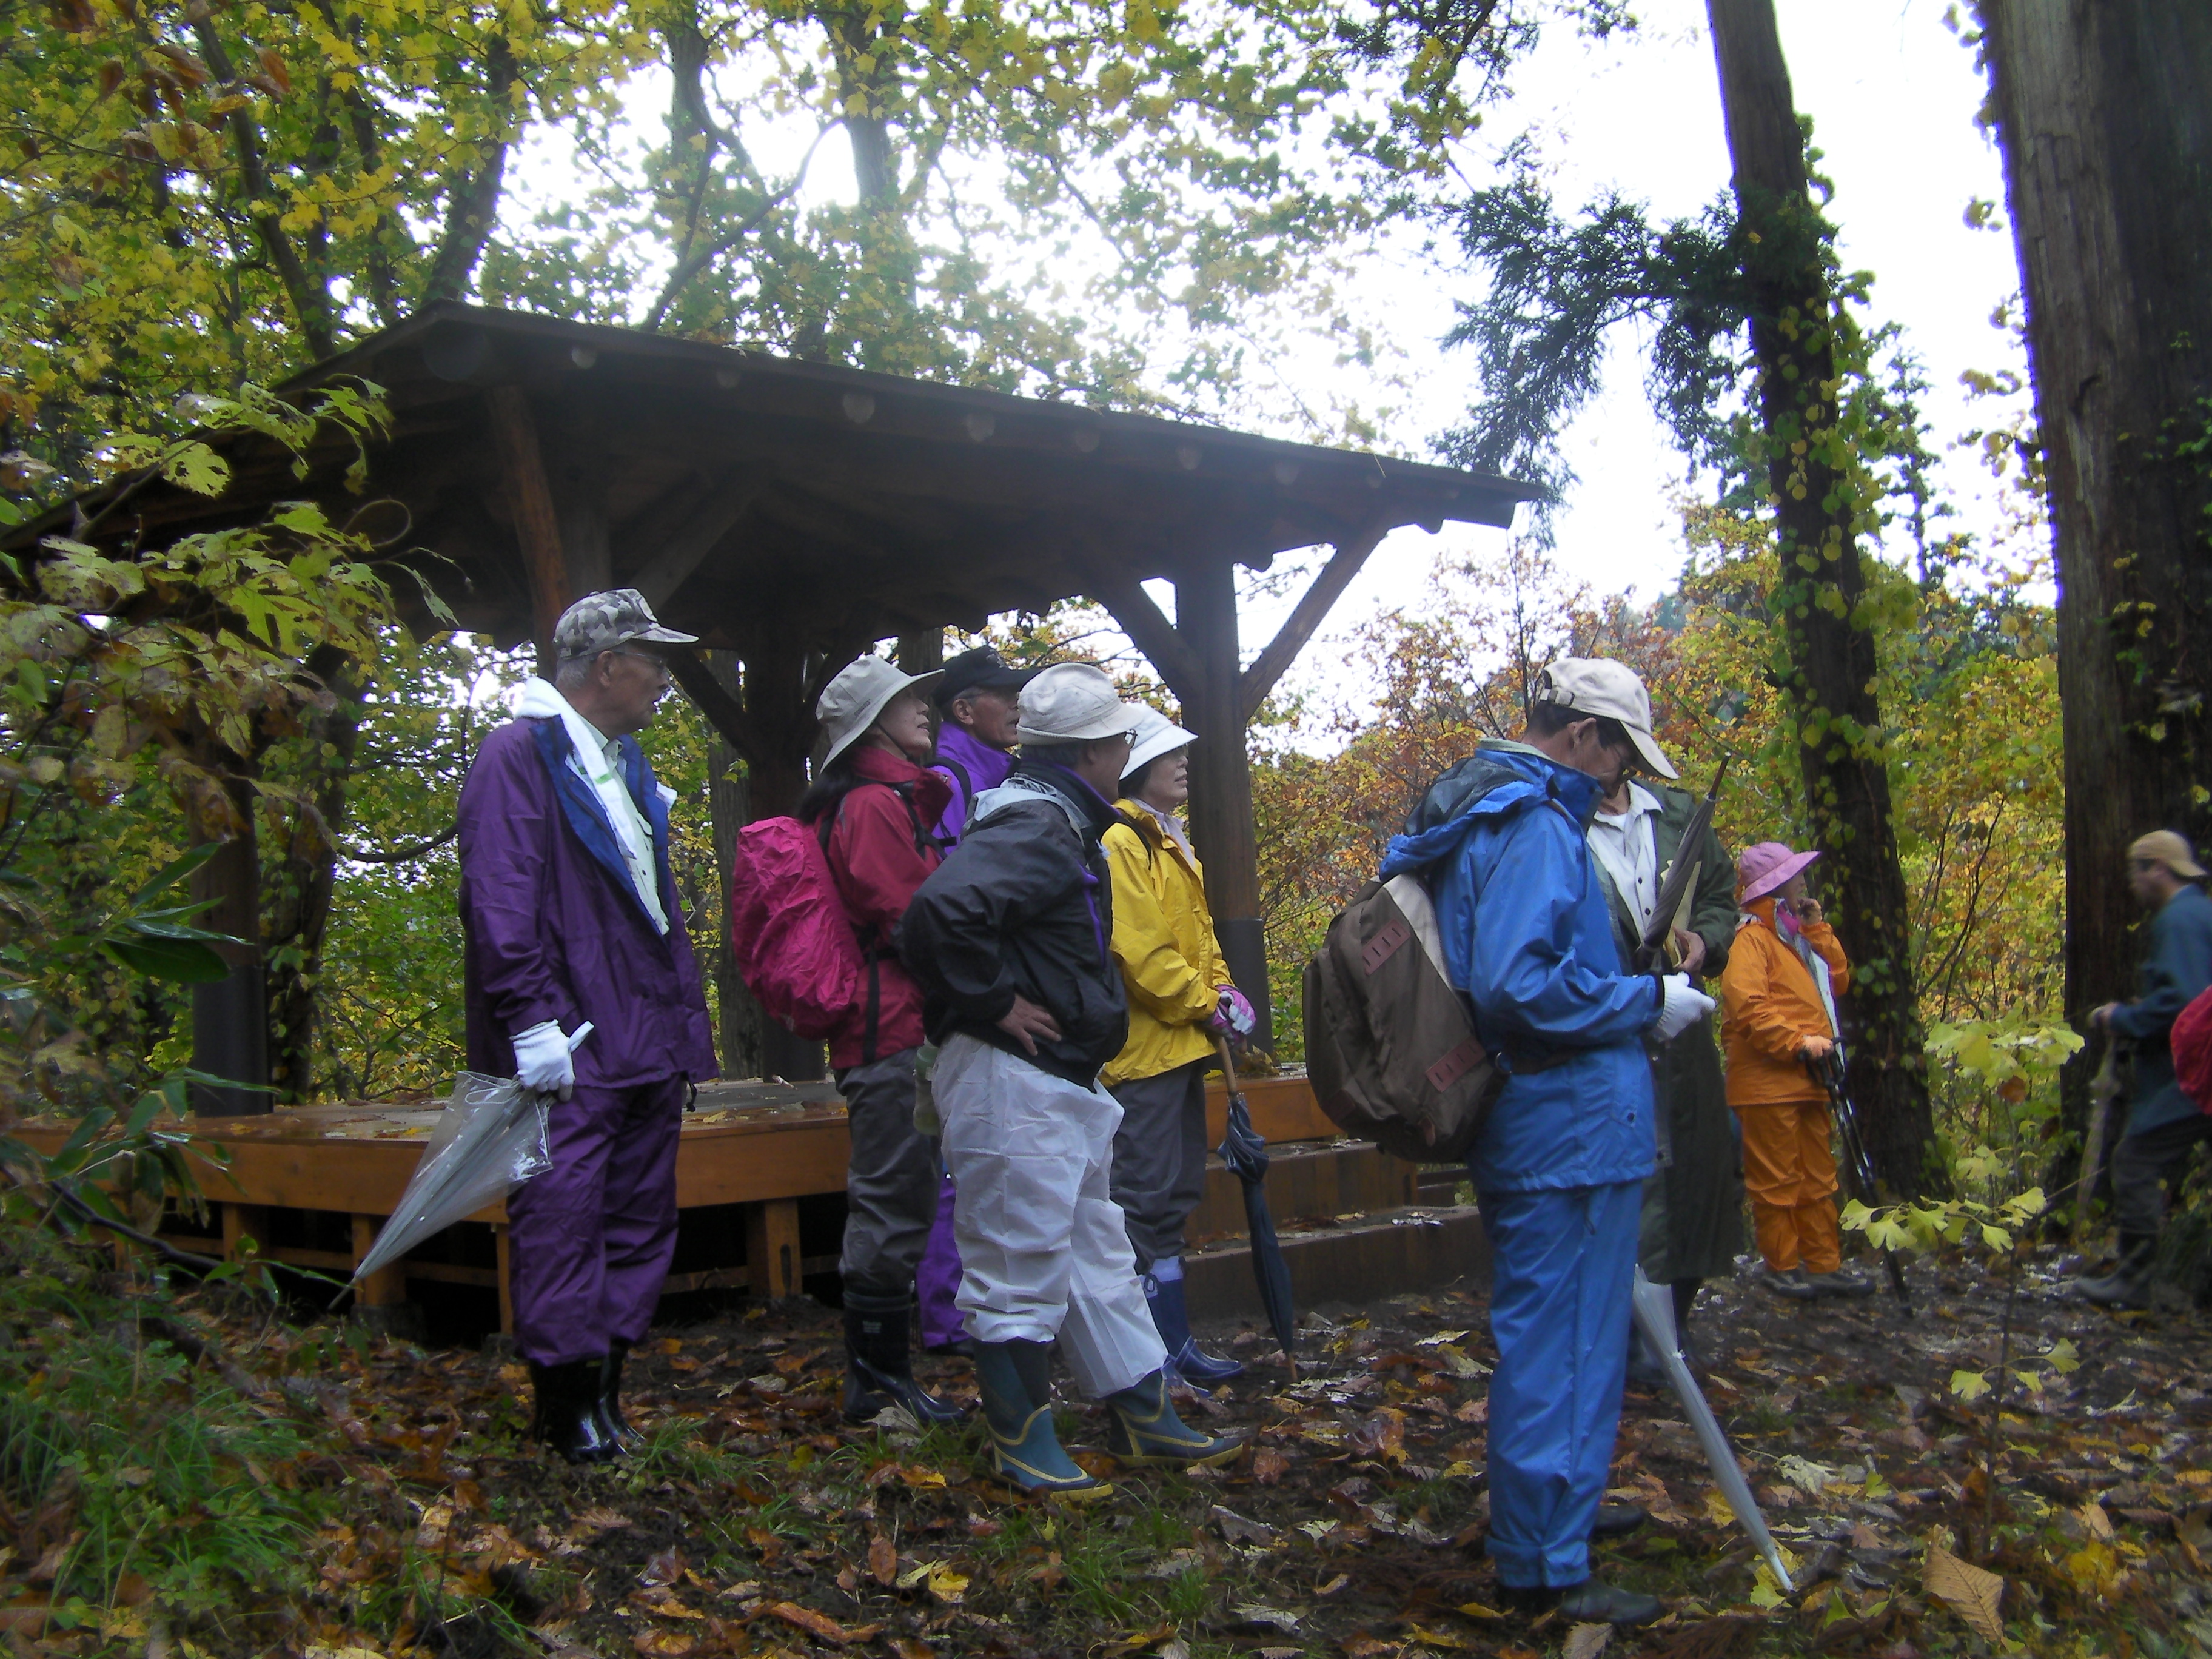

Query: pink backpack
(726, 817), (870, 1040)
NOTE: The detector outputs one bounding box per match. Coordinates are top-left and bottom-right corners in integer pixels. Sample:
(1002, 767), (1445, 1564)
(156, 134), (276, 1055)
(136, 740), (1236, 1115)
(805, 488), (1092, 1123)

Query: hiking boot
(1145, 1271), (1244, 1386)
(1591, 1503), (1649, 1539)
(842, 1296), (966, 1426)
(2075, 1233), (2154, 1309)
(529, 1358), (623, 1465)
(1805, 1265), (1877, 1298)
(1758, 1264), (1820, 1300)
(1103, 1370), (1245, 1469)
(1498, 1579), (1664, 1626)
(597, 1338), (646, 1452)
(972, 1340), (1110, 1502)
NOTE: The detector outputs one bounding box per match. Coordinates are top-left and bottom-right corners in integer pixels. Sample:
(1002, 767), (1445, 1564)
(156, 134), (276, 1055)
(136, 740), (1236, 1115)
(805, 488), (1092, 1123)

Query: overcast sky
(509, 0), (2029, 717)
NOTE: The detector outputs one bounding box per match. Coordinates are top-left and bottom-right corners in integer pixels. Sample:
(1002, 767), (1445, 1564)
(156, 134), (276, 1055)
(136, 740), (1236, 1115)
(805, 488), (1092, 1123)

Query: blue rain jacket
(1379, 743), (1662, 1194)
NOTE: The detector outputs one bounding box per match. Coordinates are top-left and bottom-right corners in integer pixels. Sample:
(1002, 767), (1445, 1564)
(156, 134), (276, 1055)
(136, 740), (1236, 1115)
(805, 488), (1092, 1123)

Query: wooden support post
(221, 1202), (271, 1262)
(745, 1198), (803, 1301)
(486, 386), (573, 677)
(1175, 558), (1272, 1046)
(493, 1223), (514, 1336)
(349, 1214), (408, 1307)
(739, 620), (826, 1081)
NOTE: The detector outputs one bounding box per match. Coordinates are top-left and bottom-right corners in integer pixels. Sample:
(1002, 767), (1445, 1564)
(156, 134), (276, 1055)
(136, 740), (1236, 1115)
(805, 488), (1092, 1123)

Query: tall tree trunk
(1977, 2), (2212, 1206)
(264, 648), (361, 1105)
(1706, 0), (1939, 1195)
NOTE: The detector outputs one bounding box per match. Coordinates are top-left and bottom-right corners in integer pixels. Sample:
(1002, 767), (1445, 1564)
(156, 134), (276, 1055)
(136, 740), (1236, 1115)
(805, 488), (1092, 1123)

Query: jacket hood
(972, 759), (1118, 840)
(1380, 744), (1601, 881)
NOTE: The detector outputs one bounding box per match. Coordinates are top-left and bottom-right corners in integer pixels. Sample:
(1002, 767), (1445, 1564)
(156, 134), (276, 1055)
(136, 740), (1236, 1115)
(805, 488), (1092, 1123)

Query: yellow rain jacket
(1101, 800), (1227, 1087)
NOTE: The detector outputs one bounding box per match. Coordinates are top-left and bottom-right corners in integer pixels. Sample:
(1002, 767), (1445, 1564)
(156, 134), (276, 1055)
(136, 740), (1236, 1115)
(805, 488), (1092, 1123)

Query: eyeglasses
(611, 648), (673, 685)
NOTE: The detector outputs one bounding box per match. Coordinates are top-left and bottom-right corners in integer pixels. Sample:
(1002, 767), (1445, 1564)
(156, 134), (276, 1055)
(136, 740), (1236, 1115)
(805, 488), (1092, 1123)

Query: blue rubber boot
(971, 1341), (1111, 1503)
(1103, 1370), (1244, 1469)
(1144, 1268), (1244, 1386)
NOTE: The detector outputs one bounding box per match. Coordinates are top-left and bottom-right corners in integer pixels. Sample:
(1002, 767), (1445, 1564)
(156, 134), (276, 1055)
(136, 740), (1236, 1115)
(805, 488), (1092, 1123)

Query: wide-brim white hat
(1124, 706), (1197, 778)
(1016, 663), (1142, 743)
(817, 654), (943, 766)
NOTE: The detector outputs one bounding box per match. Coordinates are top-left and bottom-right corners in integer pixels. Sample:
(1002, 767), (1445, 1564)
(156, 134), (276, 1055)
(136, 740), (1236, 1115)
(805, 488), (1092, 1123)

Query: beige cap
(1016, 663), (1142, 743)
(2130, 830), (2207, 880)
(816, 654), (943, 767)
(1124, 706), (1198, 778)
(1530, 658), (1677, 779)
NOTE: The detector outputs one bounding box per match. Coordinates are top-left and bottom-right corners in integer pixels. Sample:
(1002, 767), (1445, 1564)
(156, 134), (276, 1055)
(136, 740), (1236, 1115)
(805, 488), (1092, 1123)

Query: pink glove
(1207, 984), (1256, 1043)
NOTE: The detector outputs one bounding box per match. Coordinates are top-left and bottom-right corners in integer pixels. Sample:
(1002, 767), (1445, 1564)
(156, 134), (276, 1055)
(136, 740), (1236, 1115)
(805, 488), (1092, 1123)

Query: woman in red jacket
(802, 655), (964, 1426)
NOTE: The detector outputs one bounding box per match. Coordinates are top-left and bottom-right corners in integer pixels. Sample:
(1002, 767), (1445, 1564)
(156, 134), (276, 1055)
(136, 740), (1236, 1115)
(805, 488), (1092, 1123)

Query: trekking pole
(2071, 1035), (2127, 1249)
(1809, 1049), (1917, 1319)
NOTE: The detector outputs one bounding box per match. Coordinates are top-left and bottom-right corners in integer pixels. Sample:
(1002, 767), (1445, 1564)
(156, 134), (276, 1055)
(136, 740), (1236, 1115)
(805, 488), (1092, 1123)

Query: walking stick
(1808, 1049), (1917, 1319)
(2071, 1036), (2127, 1248)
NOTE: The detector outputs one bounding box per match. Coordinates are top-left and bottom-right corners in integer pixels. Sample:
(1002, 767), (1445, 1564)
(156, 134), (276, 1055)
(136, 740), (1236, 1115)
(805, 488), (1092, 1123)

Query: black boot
(843, 1293), (965, 1426)
(529, 1358), (622, 1464)
(598, 1338), (646, 1452)
(1499, 1579), (1664, 1626)
(2076, 1232), (2156, 1308)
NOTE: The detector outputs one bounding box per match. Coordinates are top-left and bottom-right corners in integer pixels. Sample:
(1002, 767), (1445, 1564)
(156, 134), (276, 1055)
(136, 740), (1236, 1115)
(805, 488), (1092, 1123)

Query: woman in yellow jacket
(1102, 708), (1255, 1384)
(1720, 841), (1874, 1301)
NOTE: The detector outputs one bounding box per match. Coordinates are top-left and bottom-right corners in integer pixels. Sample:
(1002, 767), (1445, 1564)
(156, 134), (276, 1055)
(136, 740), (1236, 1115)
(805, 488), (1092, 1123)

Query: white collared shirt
(1587, 780), (1662, 934)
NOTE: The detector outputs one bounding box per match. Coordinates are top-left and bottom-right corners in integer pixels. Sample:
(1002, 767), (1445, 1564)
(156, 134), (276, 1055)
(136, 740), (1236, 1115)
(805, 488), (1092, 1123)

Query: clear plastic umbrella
(1629, 1267), (1794, 1592)
(350, 1024), (592, 1286)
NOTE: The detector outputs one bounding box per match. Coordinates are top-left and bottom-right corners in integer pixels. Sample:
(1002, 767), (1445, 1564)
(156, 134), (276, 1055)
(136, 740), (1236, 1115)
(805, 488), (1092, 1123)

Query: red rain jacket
(816, 746), (951, 1070)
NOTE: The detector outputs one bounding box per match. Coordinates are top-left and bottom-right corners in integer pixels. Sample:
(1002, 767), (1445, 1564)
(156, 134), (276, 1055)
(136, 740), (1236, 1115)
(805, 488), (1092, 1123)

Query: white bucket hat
(816, 654), (943, 766)
(1016, 663), (1142, 743)
(1530, 657), (1678, 779)
(1123, 706), (1198, 779)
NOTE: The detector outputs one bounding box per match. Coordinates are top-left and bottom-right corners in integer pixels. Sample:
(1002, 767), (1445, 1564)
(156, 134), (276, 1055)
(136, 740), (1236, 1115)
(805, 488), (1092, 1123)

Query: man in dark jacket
(2078, 831), (2212, 1307)
(458, 589), (717, 1464)
(1587, 768), (1741, 1362)
(899, 664), (1238, 1501)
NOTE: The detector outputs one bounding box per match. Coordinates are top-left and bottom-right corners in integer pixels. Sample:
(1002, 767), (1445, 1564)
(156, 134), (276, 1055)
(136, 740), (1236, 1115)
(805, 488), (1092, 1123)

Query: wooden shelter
(25, 303), (1536, 1096)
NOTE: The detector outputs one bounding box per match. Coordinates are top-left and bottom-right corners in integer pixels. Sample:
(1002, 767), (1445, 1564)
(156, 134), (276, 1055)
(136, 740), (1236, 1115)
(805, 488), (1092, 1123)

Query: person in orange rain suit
(1719, 840), (1875, 1301)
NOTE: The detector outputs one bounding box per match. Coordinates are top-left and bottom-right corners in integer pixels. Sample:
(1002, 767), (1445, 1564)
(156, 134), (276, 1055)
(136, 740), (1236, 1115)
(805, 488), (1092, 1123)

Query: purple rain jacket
(458, 715), (718, 1091)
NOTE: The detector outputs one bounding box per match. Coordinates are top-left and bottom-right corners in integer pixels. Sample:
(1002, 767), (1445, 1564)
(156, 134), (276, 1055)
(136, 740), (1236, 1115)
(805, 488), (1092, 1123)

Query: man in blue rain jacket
(1382, 660), (1714, 1627)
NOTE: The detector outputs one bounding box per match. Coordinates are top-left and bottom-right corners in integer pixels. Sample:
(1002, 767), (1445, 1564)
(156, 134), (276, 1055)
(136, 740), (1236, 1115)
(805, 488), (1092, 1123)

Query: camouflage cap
(553, 589), (697, 663)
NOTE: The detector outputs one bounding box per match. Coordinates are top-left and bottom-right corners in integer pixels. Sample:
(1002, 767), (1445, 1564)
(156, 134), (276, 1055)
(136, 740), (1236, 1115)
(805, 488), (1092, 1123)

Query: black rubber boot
(529, 1358), (622, 1464)
(597, 1339), (645, 1452)
(1499, 1579), (1664, 1626)
(2076, 1232), (2156, 1308)
(1591, 1504), (1648, 1538)
(842, 1293), (965, 1426)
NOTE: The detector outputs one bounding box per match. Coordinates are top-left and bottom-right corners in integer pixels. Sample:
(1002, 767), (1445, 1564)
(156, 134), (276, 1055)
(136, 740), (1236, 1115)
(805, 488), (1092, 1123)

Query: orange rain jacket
(1720, 897), (1851, 1106)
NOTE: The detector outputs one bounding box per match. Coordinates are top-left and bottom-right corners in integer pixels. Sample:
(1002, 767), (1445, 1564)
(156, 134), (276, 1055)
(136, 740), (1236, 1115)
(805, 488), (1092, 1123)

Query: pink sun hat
(1737, 840), (1822, 903)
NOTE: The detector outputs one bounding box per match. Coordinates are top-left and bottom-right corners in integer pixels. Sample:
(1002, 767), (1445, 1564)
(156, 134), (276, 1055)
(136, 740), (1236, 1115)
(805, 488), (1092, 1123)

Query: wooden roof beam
(1238, 521), (1390, 725)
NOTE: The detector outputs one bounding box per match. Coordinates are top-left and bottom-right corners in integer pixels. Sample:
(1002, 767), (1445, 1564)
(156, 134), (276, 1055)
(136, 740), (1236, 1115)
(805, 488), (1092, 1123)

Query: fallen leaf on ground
(631, 1634), (693, 1658)
(868, 1535), (896, 1586)
(762, 1602), (877, 1646)
(1211, 1505), (1276, 1544)
(1563, 1622), (1613, 1659)
(1250, 1447), (1291, 1485)
(571, 1506), (632, 1533)
(1925, 1541), (2005, 1639)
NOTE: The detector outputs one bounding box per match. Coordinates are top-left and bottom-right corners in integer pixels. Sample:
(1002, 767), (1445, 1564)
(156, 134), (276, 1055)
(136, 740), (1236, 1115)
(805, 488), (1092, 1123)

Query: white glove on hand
(513, 1020), (575, 1101)
(1651, 973), (1717, 1044)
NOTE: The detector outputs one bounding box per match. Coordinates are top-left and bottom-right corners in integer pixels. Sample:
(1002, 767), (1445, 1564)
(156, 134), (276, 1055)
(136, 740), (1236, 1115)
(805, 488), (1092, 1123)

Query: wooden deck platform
(19, 1071), (1402, 1334)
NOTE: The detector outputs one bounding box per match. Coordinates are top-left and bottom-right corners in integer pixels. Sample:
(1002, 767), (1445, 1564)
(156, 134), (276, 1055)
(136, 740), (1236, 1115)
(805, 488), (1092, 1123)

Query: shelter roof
(17, 303), (1538, 651)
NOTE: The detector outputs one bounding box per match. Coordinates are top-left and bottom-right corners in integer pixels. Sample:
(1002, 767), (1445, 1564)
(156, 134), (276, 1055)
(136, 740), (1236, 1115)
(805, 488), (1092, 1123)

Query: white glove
(513, 1020), (575, 1101)
(1651, 974), (1716, 1044)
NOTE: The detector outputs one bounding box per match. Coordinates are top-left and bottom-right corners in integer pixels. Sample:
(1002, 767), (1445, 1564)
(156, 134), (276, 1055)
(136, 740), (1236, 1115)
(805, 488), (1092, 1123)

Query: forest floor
(8, 1238), (2211, 1659)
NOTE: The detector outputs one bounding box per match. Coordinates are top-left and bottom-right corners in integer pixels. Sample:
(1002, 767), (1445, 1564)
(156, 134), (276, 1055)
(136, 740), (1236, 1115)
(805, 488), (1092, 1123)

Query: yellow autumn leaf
(1925, 1541), (2005, 1638)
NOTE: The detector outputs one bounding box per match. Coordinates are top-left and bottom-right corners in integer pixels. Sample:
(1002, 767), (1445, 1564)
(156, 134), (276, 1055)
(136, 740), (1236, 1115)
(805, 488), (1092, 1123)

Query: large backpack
(728, 783), (928, 1056)
(1301, 755), (1549, 1162)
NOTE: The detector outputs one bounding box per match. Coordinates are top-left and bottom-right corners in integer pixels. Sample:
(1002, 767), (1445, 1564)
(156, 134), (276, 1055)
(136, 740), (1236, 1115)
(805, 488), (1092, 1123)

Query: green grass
(0, 1232), (324, 1640)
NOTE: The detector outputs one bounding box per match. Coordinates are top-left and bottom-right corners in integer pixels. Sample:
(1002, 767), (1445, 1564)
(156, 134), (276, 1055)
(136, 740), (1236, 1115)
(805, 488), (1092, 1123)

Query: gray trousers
(2113, 1113), (2212, 1241)
(1108, 1059), (1210, 1272)
(836, 1047), (941, 1299)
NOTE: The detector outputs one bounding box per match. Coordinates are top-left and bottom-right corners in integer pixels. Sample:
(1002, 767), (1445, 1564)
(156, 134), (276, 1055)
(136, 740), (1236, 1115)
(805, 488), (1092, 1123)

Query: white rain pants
(934, 1033), (1167, 1398)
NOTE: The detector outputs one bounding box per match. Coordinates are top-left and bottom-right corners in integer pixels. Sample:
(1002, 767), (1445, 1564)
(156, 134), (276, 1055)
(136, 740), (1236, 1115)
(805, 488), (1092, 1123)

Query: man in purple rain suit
(458, 588), (717, 1464)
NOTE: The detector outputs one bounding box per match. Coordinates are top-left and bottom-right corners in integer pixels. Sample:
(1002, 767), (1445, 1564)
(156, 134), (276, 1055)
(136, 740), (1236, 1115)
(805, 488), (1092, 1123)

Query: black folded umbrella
(1216, 1036), (1298, 1381)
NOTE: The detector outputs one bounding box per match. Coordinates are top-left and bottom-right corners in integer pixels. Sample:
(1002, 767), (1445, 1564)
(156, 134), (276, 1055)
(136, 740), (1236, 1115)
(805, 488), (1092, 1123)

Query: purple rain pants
(506, 1075), (685, 1366)
(916, 1175), (965, 1348)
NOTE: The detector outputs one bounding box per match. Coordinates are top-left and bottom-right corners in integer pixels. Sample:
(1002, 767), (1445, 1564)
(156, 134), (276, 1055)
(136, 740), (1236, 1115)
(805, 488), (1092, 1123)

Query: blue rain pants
(1481, 1178), (1641, 1589)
